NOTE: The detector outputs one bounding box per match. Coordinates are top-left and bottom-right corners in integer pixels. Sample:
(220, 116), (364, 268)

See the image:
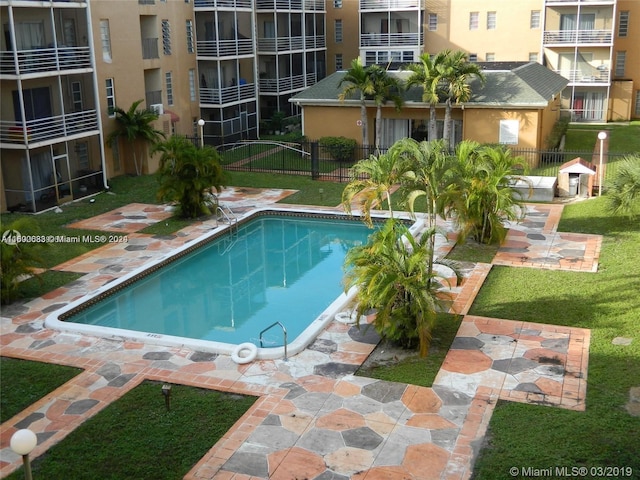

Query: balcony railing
(543, 30), (612, 44)
(360, 32), (422, 47)
(360, 0), (424, 10)
(545, 0), (614, 4)
(197, 39), (253, 57)
(142, 38), (159, 59)
(258, 36), (304, 52)
(194, 0), (252, 8)
(259, 73), (316, 93)
(200, 83), (256, 105)
(554, 68), (610, 84)
(0, 110), (99, 145)
(0, 47), (91, 76)
(305, 35), (326, 49)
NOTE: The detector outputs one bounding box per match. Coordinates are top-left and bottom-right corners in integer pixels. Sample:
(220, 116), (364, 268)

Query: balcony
(0, 47), (91, 76)
(305, 35), (326, 50)
(0, 110), (99, 147)
(543, 30), (612, 45)
(360, 0), (424, 10)
(361, 32), (422, 47)
(259, 73), (316, 94)
(258, 36), (304, 52)
(194, 0), (252, 8)
(545, 0), (614, 5)
(197, 39), (253, 58)
(554, 68), (610, 84)
(200, 83), (256, 105)
(142, 38), (159, 59)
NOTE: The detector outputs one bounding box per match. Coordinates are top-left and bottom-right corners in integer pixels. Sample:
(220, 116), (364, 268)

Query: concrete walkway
(1, 191), (596, 479)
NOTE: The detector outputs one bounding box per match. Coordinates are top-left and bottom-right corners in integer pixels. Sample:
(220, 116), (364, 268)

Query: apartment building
(326, 0), (639, 123)
(1, 0), (105, 213)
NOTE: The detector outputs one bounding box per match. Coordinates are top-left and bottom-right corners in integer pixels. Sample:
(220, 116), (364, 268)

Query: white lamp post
(10, 429), (37, 480)
(597, 131), (607, 196)
(197, 119), (205, 148)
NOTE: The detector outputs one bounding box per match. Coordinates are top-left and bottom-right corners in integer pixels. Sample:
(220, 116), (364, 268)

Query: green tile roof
(291, 62), (568, 109)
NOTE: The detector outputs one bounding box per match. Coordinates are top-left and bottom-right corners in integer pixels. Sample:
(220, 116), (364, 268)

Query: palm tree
(339, 57), (375, 149)
(106, 99), (166, 176)
(341, 148), (408, 226)
(344, 218), (461, 357)
(606, 155), (640, 219)
(404, 52), (445, 142)
(443, 141), (530, 245)
(368, 65), (404, 150)
(153, 135), (228, 219)
(437, 50), (485, 148)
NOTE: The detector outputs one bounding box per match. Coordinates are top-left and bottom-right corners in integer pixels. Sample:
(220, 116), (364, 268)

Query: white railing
(194, 0), (253, 8)
(197, 39), (253, 57)
(360, 0), (423, 10)
(200, 83), (256, 105)
(259, 73), (315, 93)
(257, 36), (304, 52)
(0, 47), (91, 75)
(543, 29), (612, 44)
(545, 0), (614, 4)
(360, 32), (422, 47)
(305, 35), (326, 49)
(1, 110), (99, 145)
(554, 69), (610, 84)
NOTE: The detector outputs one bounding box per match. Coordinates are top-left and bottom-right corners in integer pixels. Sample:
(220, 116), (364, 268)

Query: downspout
(86, 0), (109, 190)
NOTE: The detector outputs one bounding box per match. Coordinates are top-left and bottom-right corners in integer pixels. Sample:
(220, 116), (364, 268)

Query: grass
(0, 358), (82, 423)
(355, 313), (462, 387)
(5, 380), (257, 480)
(470, 197), (640, 479)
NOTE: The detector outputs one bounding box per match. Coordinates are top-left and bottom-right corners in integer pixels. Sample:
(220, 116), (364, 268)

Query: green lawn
(471, 198), (640, 479)
(5, 380), (256, 480)
(0, 358), (82, 423)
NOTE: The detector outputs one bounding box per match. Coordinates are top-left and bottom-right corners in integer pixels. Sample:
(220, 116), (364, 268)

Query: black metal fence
(196, 138), (633, 184)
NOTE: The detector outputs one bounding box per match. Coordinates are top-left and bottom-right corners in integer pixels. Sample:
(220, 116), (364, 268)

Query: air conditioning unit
(150, 104), (164, 115)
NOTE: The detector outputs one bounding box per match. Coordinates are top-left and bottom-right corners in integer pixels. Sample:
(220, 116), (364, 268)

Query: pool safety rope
(231, 342), (258, 364)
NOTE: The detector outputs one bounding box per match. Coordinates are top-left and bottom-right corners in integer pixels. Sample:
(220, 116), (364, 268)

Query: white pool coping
(45, 206), (424, 361)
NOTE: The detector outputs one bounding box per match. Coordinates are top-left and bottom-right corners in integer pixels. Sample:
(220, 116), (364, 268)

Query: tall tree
(339, 57), (375, 149)
(606, 155), (640, 219)
(437, 50), (485, 148)
(153, 135), (228, 219)
(106, 99), (166, 176)
(443, 141), (530, 245)
(368, 65), (404, 150)
(404, 52), (445, 142)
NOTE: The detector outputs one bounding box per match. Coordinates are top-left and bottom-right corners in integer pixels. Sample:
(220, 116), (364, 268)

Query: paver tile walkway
(0, 191), (597, 479)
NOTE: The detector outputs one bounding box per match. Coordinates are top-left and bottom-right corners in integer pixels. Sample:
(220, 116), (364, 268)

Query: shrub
(545, 116), (570, 149)
(319, 136), (357, 162)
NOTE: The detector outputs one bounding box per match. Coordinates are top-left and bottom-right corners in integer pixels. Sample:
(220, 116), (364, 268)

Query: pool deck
(0, 189), (599, 479)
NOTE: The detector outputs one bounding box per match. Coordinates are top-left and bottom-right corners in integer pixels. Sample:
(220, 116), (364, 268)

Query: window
(186, 20), (194, 53)
(615, 51), (626, 77)
(487, 11), (496, 30)
(486, 52), (495, 62)
(105, 78), (115, 117)
(71, 81), (83, 112)
(618, 11), (629, 37)
(335, 19), (343, 43)
(428, 13), (438, 31)
(530, 11), (541, 29)
(529, 52), (538, 62)
(76, 142), (89, 170)
(162, 20), (171, 55)
(335, 53), (343, 70)
(189, 69), (196, 101)
(635, 90), (640, 117)
(469, 12), (479, 30)
(469, 53), (478, 62)
(499, 120), (519, 145)
(165, 72), (173, 106)
(99, 19), (111, 62)
(333, 0), (342, 7)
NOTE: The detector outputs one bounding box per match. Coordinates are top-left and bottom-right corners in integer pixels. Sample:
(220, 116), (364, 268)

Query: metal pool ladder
(259, 321), (288, 361)
(216, 203), (237, 228)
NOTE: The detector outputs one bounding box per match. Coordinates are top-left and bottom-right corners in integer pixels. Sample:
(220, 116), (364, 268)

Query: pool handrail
(260, 321), (288, 361)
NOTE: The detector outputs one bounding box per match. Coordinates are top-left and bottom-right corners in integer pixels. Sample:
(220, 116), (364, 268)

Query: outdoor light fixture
(597, 131), (607, 196)
(197, 119), (205, 148)
(161, 384), (172, 412)
(10, 429), (37, 480)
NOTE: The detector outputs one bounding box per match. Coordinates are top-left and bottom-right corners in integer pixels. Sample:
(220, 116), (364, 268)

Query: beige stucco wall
(613, 0), (640, 120)
(325, 1), (360, 74)
(303, 105), (366, 141)
(91, 0), (199, 177)
(462, 108), (540, 149)
(609, 80), (634, 121)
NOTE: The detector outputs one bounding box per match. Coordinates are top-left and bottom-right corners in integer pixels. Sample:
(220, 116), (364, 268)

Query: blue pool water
(65, 213), (375, 347)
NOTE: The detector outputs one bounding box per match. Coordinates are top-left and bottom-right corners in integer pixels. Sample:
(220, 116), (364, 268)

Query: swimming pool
(46, 208), (416, 360)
